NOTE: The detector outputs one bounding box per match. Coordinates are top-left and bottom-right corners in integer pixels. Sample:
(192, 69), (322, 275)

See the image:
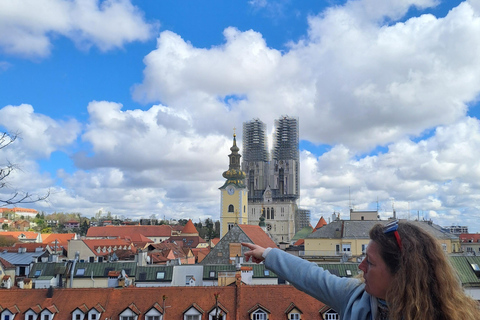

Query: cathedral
(220, 116), (304, 244)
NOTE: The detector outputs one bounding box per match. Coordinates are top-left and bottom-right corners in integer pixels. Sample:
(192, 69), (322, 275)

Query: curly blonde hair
(369, 221), (480, 320)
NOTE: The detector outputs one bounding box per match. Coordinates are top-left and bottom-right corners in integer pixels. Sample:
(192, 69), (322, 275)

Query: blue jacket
(264, 248), (377, 320)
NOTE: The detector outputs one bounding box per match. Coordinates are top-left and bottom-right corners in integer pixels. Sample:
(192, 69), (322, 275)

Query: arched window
(270, 208), (274, 220)
(266, 208), (270, 219)
(228, 205), (234, 212)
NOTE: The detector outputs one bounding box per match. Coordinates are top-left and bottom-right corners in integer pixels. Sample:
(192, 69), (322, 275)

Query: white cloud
(0, 0), (156, 57)
(132, 0), (480, 152)
(299, 117), (480, 228)
(0, 104), (81, 158)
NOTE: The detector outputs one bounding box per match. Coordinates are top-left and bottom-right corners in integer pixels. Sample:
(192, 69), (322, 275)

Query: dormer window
(252, 310), (267, 320)
(145, 308), (162, 320)
(72, 310), (85, 320)
(2, 311), (14, 320)
(119, 308), (138, 320)
(208, 308), (225, 320)
(184, 307), (201, 320)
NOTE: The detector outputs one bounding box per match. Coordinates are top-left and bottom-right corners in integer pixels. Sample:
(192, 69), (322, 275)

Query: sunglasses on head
(384, 220), (402, 251)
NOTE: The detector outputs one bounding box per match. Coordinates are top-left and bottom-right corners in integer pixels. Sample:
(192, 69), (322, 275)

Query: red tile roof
(0, 231), (39, 240)
(42, 233), (76, 249)
(0, 285), (325, 320)
(0, 207), (38, 214)
(238, 225), (278, 248)
(314, 216), (327, 231)
(82, 239), (133, 256)
(86, 225), (173, 238)
(181, 219), (198, 235)
(0, 257), (15, 269)
(459, 233), (480, 242)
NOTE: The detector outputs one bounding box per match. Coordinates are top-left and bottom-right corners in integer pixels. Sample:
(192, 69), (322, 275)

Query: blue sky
(2, 0), (480, 232)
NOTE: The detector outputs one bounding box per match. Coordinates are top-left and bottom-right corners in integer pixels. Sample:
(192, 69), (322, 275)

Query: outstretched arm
(241, 242), (267, 264)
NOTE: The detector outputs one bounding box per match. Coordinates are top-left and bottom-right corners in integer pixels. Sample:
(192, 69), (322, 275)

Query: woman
(242, 220), (480, 320)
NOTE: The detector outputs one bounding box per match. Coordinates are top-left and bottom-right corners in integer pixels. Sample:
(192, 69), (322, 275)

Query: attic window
(35, 270), (42, 277)
(209, 271), (216, 278)
(264, 270), (270, 276)
(76, 268), (85, 276)
(156, 271), (165, 280)
(346, 270), (352, 276)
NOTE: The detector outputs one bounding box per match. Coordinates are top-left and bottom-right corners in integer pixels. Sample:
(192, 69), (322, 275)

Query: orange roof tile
(314, 216), (327, 231)
(0, 285), (325, 320)
(181, 219), (198, 235)
(0, 207), (38, 214)
(82, 239), (133, 256)
(43, 233), (76, 248)
(0, 231), (40, 240)
(238, 225), (278, 248)
(86, 225), (172, 238)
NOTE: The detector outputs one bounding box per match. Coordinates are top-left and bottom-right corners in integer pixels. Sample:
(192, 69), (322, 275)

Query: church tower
(219, 132), (248, 238)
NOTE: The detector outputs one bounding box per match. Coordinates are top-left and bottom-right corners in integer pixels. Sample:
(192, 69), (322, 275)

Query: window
(184, 307), (201, 320)
(342, 244), (351, 252)
(264, 270), (270, 276)
(361, 244), (367, 253)
(76, 314), (81, 320)
(346, 270), (352, 276)
(252, 310), (267, 320)
(441, 244), (447, 252)
(209, 309), (225, 320)
(34, 270), (42, 277)
(121, 317), (134, 320)
(228, 223), (234, 231)
(5, 315), (10, 320)
(76, 268), (85, 276)
(91, 314), (97, 320)
(228, 205), (234, 213)
(209, 271), (216, 278)
(28, 315), (34, 320)
(156, 272), (165, 280)
(289, 313), (300, 320)
(325, 313), (338, 320)
(44, 315), (50, 320)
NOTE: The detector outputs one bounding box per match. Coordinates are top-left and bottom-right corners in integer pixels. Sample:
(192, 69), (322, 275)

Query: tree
(0, 235), (15, 246)
(1, 131), (49, 204)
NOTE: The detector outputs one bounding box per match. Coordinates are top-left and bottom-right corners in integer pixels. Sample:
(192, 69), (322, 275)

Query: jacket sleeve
(264, 248), (362, 312)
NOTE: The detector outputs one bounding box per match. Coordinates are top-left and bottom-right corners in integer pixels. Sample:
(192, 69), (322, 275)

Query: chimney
(47, 286), (54, 298)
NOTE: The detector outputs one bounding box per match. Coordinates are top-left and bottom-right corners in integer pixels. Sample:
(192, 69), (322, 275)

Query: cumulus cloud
(4, 0), (480, 231)
(0, 104), (81, 158)
(299, 117), (480, 227)
(0, 0), (156, 57)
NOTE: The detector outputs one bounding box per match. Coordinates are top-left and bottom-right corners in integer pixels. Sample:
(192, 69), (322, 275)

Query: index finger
(241, 242), (255, 249)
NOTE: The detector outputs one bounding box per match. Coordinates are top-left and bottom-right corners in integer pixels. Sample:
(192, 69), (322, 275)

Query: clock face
(227, 186), (235, 195)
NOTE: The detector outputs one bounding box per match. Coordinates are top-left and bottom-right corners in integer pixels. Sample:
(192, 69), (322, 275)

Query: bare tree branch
(0, 131), (50, 205)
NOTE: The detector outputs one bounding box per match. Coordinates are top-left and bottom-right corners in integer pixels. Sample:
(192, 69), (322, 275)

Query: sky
(2, 0), (480, 232)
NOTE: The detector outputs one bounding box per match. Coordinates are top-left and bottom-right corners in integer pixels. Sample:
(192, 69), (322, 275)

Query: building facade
(242, 116), (299, 244)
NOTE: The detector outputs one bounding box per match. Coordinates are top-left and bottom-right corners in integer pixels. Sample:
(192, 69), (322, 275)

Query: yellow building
(303, 219), (461, 262)
(220, 133), (248, 238)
